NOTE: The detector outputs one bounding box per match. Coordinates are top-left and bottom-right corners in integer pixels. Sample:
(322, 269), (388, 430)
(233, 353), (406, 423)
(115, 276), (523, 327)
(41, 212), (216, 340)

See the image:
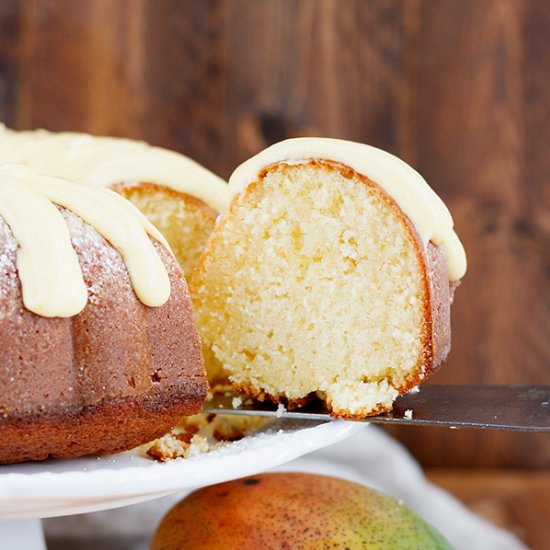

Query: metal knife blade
(202, 385), (550, 431)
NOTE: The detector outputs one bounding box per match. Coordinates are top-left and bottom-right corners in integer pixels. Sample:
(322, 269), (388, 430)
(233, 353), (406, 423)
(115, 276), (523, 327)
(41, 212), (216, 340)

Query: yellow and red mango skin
(151, 472), (453, 549)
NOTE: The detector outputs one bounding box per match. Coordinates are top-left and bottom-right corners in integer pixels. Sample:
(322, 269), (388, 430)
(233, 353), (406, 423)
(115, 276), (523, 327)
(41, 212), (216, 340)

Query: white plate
(0, 418), (361, 519)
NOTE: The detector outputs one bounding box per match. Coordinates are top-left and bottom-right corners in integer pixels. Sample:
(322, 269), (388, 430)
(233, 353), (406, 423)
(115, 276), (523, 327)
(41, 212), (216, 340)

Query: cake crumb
(141, 410), (267, 461)
(404, 409), (413, 419)
(184, 435), (209, 458)
(408, 386), (420, 394)
(232, 396), (243, 409)
(145, 432), (209, 462)
(276, 403), (287, 417)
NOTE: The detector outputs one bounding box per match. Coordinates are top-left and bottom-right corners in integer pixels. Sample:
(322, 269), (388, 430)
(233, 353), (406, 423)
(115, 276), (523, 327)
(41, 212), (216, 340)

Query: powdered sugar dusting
(0, 217), (22, 321)
(61, 209), (131, 307)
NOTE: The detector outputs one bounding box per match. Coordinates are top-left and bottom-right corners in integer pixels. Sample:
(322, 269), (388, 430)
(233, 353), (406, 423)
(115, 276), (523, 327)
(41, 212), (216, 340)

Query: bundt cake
(190, 138), (466, 418)
(0, 164), (207, 464)
(0, 125), (228, 276)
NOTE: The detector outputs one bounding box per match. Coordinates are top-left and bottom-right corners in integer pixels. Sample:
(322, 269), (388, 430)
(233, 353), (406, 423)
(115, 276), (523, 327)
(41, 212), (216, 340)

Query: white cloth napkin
(44, 426), (527, 549)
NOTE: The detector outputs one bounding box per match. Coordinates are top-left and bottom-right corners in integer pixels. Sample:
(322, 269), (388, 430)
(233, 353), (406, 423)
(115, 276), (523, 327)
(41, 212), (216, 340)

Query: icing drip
(228, 138), (467, 281)
(0, 125), (229, 212)
(0, 174), (87, 317)
(0, 164), (171, 318)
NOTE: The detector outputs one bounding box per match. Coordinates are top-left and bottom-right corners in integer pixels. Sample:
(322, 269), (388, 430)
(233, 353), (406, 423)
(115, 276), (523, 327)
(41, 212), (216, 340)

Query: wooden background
(0, 0), (548, 469)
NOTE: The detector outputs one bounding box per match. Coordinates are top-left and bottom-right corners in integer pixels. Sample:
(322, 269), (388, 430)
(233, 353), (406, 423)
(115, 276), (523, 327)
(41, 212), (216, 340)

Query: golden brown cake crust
(0, 208), (208, 464)
(112, 182), (218, 219)
(193, 159), (454, 418)
(0, 383), (205, 464)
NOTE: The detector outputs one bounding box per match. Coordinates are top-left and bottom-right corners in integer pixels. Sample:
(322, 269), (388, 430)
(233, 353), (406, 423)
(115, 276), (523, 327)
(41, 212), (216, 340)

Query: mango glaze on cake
(0, 124), (228, 212)
(0, 163), (170, 317)
(0, 125), (229, 276)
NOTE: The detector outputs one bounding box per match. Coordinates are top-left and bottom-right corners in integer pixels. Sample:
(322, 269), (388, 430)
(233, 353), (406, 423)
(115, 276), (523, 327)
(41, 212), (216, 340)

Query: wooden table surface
(0, 0), (548, 471)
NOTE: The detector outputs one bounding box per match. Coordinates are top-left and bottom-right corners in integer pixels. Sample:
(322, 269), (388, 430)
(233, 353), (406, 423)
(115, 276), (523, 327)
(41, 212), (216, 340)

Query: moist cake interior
(192, 160), (430, 417)
(115, 183), (218, 278)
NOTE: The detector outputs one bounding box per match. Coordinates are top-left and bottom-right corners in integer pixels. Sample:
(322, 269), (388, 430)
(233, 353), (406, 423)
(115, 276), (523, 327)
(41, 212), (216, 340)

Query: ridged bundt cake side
(0, 166), (207, 464)
(190, 138), (466, 418)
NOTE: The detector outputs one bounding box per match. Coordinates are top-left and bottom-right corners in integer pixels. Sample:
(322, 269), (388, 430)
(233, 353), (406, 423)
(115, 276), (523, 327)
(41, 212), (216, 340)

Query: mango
(151, 472), (452, 549)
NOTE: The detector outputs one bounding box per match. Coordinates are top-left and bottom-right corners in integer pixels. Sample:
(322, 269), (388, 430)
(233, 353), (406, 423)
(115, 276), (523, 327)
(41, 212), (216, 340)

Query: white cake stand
(0, 418), (361, 549)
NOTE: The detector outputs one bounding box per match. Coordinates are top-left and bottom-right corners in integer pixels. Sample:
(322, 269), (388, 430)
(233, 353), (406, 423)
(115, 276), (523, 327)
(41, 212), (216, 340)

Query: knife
(202, 385), (550, 431)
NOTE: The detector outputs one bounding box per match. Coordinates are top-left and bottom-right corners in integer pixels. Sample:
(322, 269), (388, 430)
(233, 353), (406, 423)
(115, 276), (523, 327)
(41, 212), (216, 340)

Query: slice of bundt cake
(0, 164), (207, 464)
(190, 138), (466, 418)
(0, 125), (228, 276)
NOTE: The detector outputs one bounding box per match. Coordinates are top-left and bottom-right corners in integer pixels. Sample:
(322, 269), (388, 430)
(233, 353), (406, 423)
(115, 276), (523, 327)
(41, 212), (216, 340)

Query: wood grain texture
(0, 0), (548, 467)
(386, 0), (550, 469)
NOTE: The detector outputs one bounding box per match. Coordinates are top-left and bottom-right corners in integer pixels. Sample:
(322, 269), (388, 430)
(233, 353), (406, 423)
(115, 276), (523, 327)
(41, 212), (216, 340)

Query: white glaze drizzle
(0, 125), (229, 212)
(0, 164), (171, 318)
(228, 138), (467, 280)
